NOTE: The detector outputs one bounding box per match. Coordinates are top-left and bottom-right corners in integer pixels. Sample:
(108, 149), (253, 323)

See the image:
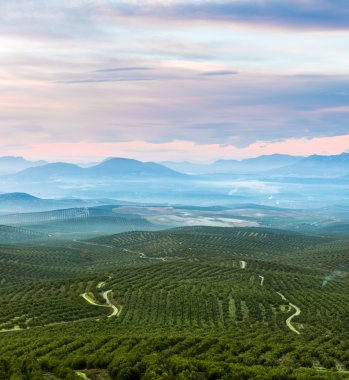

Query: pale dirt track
(81, 293), (103, 307)
(2, 280), (119, 334)
(286, 303), (301, 335)
(276, 292), (301, 334)
(102, 290), (119, 317)
(276, 291), (287, 301)
(76, 371), (90, 380)
(259, 275), (264, 286)
(81, 280), (120, 318)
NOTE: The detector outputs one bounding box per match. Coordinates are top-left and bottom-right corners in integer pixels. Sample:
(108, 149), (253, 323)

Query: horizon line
(2, 151), (349, 165)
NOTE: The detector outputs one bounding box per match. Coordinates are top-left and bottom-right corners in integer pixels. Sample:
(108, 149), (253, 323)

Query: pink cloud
(6, 134), (349, 163)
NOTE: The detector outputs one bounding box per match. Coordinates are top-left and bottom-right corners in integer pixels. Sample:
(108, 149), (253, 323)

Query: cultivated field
(0, 226), (348, 379)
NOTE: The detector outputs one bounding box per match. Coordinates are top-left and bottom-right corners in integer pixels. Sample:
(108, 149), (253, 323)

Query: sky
(1, 0), (349, 162)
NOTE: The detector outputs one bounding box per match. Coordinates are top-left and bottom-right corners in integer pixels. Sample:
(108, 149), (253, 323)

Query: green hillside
(0, 227), (348, 379)
(0, 225), (47, 244)
(0, 206), (164, 241)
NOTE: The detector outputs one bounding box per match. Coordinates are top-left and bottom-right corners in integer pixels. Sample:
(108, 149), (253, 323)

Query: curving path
(259, 275), (264, 286)
(0, 325), (22, 334)
(81, 291), (119, 317)
(81, 293), (103, 307)
(102, 290), (119, 317)
(276, 291), (287, 301)
(2, 281), (119, 334)
(286, 303), (301, 334)
(81, 281), (120, 318)
(76, 371), (90, 380)
(238, 263), (301, 334)
(276, 292), (301, 334)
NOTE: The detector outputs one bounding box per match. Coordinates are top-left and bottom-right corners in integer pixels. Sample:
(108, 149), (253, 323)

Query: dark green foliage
(0, 226), (348, 379)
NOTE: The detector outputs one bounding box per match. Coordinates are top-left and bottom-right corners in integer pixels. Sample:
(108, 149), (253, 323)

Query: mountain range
(162, 154), (303, 174)
(2, 154), (349, 179)
(7, 157), (183, 181)
(0, 156), (46, 175)
(273, 153), (349, 177)
(0, 154), (348, 205)
(163, 153), (349, 177)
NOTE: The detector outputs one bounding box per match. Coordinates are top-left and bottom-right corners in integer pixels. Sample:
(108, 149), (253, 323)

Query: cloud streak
(4, 134), (349, 163)
(0, 1), (348, 38)
(201, 70), (239, 76)
(112, 0), (349, 31)
(94, 67), (152, 72)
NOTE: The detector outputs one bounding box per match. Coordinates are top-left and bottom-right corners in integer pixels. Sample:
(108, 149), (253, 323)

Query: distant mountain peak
(0, 192), (40, 201)
(0, 156), (47, 175)
(7, 156), (184, 181)
(91, 157), (183, 177)
(273, 152), (349, 177)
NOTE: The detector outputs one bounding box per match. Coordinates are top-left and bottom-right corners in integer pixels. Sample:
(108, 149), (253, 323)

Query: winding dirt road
(2, 281), (119, 334)
(276, 291), (286, 301)
(259, 275), (264, 286)
(276, 292), (301, 334)
(286, 303), (301, 335)
(102, 290), (119, 317)
(81, 281), (120, 318)
(76, 371), (90, 380)
(81, 292), (103, 307)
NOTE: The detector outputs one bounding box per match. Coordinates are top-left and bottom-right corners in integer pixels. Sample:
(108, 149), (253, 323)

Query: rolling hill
(273, 153), (349, 177)
(0, 226), (348, 379)
(89, 157), (184, 177)
(162, 154), (303, 174)
(0, 205), (164, 240)
(0, 224), (47, 244)
(8, 157), (185, 182)
(163, 153), (349, 178)
(0, 192), (111, 213)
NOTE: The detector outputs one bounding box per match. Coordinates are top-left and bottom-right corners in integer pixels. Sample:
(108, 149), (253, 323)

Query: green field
(0, 226), (348, 379)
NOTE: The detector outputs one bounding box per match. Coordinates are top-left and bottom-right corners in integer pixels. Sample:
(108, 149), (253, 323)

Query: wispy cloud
(58, 77), (155, 84)
(1, 1), (348, 39)
(94, 67), (152, 72)
(111, 0), (349, 31)
(201, 70), (239, 76)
